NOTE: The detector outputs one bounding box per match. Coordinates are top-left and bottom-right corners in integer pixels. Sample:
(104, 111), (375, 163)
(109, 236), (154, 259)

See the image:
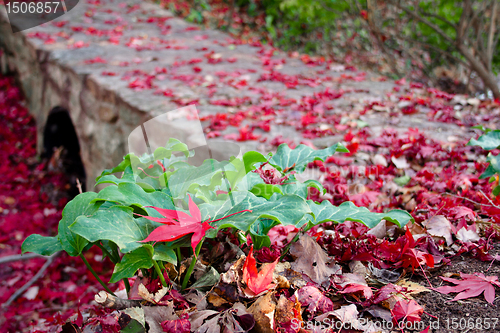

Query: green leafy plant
(22, 138), (413, 295)
(468, 129), (500, 195)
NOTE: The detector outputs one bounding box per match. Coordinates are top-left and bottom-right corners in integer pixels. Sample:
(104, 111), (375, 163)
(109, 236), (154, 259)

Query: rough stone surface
(0, 0), (464, 190)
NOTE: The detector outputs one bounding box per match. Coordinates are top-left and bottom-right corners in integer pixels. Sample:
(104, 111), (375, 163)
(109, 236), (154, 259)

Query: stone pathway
(0, 0), (467, 187)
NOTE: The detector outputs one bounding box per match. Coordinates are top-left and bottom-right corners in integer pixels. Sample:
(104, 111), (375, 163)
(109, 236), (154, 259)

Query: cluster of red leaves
(0, 75), (117, 332)
(306, 126), (500, 265)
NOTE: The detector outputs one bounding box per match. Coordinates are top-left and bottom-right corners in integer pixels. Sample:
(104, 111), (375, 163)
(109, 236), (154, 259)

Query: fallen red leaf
(243, 246), (278, 295)
(434, 272), (500, 304)
(392, 298), (423, 323)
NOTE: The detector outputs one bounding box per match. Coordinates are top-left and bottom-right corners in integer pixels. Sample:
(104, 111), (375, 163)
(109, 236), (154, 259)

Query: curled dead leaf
(290, 234), (341, 285)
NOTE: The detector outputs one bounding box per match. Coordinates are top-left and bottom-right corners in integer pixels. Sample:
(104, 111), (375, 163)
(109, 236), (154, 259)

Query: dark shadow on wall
(42, 107), (86, 197)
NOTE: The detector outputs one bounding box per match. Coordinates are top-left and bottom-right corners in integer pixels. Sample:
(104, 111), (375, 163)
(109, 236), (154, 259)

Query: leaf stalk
(79, 253), (115, 296)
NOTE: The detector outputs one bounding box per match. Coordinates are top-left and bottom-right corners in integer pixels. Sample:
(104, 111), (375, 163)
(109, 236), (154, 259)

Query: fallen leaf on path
(396, 280), (430, 296)
(392, 298), (423, 323)
(434, 272), (500, 304)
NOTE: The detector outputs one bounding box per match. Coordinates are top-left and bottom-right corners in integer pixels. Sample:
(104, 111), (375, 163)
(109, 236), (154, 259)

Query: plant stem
(110, 243), (121, 263)
(279, 230), (302, 261)
(79, 253), (115, 296)
(158, 261), (166, 272)
(96, 243), (118, 263)
(181, 239), (203, 290)
(123, 278), (130, 294)
(152, 259), (167, 287)
(176, 247), (182, 264)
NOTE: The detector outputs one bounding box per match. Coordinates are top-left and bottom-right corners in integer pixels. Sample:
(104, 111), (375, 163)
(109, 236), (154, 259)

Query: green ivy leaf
(153, 243), (177, 265)
(279, 175), (324, 197)
(242, 151), (267, 173)
(467, 130), (500, 150)
(70, 206), (159, 253)
(493, 185), (500, 196)
(96, 156), (132, 182)
(237, 171), (265, 192)
(110, 245), (154, 283)
(58, 192), (99, 256)
(305, 200), (413, 229)
(250, 183), (284, 199)
(167, 159), (232, 199)
(96, 138), (192, 184)
(268, 143), (348, 173)
(480, 153), (500, 179)
(93, 183), (175, 215)
(95, 166), (136, 187)
(206, 192), (311, 232)
(249, 218), (280, 250)
(394, 175), (411, 186)
(22, 235), (62, 256)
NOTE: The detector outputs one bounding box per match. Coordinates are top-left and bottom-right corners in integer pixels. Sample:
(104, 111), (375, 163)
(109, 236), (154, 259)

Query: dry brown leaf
(221, 255), (245, 285)
(274, 262), (307, 289)
(396, 279), (430, 296)
(142, 303), (178, 333)
(367, 263), (400, 284)
(456, 227), (480, 242)
(164, 262), (178, 281)
(290, 234), (341, 285)
(366, 220), (387, 239)
(189, 302), (252, 333)
(137, 284), (169, 304)
(210, 282), (241, 304)
(406, 220), (426, 236)
(349, 261), (368, 277)
(184, 289), (207, 311)
(275, 295), (302, 328)
(422, 215), (453, 245)
(333, 273), (368, 287)
(207, 291), (229, 307)
(247, 292), (276, 333)
(363, 305), (393, 322)
(189, 309), (219, 332)
(274, 275), (290, 289)
(315, 304), (358, 323)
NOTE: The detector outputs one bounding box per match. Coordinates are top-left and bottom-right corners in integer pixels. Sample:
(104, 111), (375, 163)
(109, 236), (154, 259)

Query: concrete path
(0, 0), (465, 188)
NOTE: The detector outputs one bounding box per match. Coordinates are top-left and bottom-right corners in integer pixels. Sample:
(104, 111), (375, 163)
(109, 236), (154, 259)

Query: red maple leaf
(338, 283), (373, 300)
(434, 272), (500, 304)
(243, 245), (278, 295)
(138, 195), (250, 254)
(449, 206), (477, 221)
(161, 317), (191, 333)
(392, 298), (423, 323)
